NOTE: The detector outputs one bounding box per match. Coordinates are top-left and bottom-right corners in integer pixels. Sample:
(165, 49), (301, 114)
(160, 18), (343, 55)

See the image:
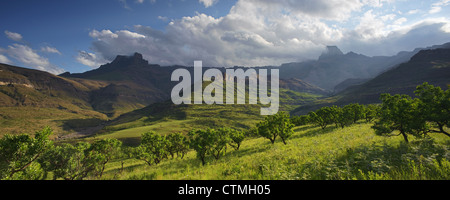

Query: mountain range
(279, 43), (450, 91)
(0, 42), (449, 137)
(292, 46), (450, 115)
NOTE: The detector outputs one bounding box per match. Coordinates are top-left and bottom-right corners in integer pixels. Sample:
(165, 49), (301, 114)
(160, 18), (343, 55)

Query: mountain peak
(111, 52), (148, 66)
(319, 46), (344, 60)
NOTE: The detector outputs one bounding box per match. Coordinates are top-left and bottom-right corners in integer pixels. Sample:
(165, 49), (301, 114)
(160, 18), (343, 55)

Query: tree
(211, 128), (231, 160)
(166, 132), (189, 159)
(188, 129), (214, 165)
(310, 107), (335, 129)
(334, 106), (353, 129)
(89, 138), (122, 178)
(227, 128), (245, 150)
(364, 104), (380, 122)
(291, 115), (310, 126)
(135, 132), (168, 166)
(415, 82), (450, 137)
(0, 127), (53, 180)
(256, 112), (294, 145)
(372, 94), (426, 143)
(40, 142), (100, 180)
(343, 103), (365, 124)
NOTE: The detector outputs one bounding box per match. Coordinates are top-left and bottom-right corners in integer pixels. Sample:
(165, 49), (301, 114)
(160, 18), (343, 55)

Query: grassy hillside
(86, 83), (324, 145)
(97, 123), (450, 180)
(0, 107), (106, 139)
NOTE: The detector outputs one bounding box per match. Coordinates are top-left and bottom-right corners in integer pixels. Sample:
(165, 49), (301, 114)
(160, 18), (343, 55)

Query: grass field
(96, 123), (450, 180)
(0, 107), (107, 139)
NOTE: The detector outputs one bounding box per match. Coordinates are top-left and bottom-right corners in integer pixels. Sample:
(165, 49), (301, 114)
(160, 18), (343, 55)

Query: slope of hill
(61, 53), (176, 117)
(0, 63), (108, 137)
(91, 79), (325, 145)
(98, 122), (450, 180)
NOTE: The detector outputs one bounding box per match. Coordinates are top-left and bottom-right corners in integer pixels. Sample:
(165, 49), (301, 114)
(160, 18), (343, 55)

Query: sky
(0, 0), (449, 74)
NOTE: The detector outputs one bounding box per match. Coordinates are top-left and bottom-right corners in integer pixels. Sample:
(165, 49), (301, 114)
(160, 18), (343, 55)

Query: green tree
(335, 106), (353, 129)
(40, 142), (99, 180)
(310, 107), (335, 129)
(188, 129), (214, 165)
(211, 128), (231, 160)
(364, 104), (380, 122)
(415, 82), (450, 137)
(0, 127), (53, 180)
(135, 132), (168, 166)
(291, 115), (310, 126)
(256, 112), (294, 145)
(227, 128), (245, 150)
(166, 132), (189, 159)
(90, 138), (122, 178)
(372, 94), (426, 143)
(344, 103), (365, 124)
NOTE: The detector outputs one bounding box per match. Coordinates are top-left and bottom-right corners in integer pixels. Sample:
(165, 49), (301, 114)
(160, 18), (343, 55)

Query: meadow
(98, 122), (450, 180)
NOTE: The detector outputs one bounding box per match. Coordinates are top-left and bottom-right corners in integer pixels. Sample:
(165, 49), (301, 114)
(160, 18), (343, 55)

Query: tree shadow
(57, 118), (106, 131)
(292, 125), (339, 139)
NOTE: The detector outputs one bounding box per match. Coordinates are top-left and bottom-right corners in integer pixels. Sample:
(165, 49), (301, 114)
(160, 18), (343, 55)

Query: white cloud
(0, 54), (13, 65)
(41, 46), (62, 55)
(429, 6), (442, 14)
(430, 0), (450, 14)
(393, 17), (407, 25)
(6, 44), (64, 74)
(158, 16), (169, 21)
(407, 9), (419, 15)
(4, 31), (23, 42)
(78, 0), (450, 68)
(199, 0), (218, 8)
(76, 51), (107, 68)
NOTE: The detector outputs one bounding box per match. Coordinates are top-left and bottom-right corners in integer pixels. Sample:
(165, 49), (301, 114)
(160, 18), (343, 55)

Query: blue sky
(0, 0), (449, 74)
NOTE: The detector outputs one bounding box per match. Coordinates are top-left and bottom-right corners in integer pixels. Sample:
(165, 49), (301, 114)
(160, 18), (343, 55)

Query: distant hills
(1, 42), (449, 137)
(61, 52), (335, 117)
(292, 46), (450, 115)
(61, 53), (177, 117)
(336, 48), (450, 104)
(278, 43), (450, 91)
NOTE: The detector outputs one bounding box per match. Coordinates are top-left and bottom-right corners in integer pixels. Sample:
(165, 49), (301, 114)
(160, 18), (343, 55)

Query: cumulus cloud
(430, 0), (450, 14)
(4, 31), (23, 42)
(0, 54), (13, 65)
(78, 0), (450, 68)
(76, 51), (107, 68)
(41, 46), (62, 55)
(199, 0), (218, 8)
(6, 44), (64, 74)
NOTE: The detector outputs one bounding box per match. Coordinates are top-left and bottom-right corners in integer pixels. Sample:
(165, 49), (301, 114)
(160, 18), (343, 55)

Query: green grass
(97, 123), (450, 180)
(93, 103), (265, 146)
(0, 107), (107, 139)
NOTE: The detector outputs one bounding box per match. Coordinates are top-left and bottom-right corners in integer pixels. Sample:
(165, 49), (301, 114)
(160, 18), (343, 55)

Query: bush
(0, 127), (53, 180)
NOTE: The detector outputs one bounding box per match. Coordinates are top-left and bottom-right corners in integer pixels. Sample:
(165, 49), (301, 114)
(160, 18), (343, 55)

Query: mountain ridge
(292, 46), (450, 115)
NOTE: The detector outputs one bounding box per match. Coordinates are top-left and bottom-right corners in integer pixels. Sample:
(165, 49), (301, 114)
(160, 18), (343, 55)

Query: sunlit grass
(98, 122), (450, 180)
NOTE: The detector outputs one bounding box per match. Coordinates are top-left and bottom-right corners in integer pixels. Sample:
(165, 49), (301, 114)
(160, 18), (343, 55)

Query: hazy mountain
(279, 43), (450, 91)
(292, 46), (450, 115)
(336, 48), (450, 105)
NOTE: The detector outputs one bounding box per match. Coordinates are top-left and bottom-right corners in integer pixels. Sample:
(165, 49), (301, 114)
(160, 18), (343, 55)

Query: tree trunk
(401, 131), (409, 143)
